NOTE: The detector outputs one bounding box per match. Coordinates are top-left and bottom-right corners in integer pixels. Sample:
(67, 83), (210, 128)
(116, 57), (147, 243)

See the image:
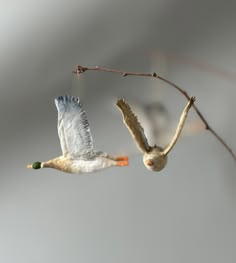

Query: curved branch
(73, 65), (236, 162)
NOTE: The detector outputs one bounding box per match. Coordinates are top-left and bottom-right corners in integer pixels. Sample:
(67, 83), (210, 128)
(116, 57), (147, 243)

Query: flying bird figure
(27, 96), (128, 174)
(116, 97), (195, 172)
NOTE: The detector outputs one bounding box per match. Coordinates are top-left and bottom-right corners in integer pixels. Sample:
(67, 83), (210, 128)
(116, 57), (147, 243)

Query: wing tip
(55, 95), (80, 103)
(116, 98), (126, 105)
(55, 95), (82, 109)
(116, 98), (130, 111)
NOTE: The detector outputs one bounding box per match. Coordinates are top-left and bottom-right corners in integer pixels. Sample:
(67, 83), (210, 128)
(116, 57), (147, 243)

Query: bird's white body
(42, 155), (117, 174)
(70, 157), (116, 174)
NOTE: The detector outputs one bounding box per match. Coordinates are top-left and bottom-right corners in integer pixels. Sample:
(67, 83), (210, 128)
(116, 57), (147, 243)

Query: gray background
(0, 0), (236, 262)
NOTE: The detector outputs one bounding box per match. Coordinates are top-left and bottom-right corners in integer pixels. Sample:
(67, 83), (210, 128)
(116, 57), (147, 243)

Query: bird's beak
(145, 159), (153, 166)
(26, 164), (32, 169)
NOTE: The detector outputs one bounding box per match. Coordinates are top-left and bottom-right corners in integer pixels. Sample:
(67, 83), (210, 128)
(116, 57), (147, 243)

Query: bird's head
(143, 147), (168, 172)
(27, 162), (42, 170)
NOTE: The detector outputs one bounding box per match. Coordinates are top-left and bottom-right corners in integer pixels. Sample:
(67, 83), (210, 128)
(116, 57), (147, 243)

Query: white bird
(116, 97), (196, 172)
(27, 95), (128, 174)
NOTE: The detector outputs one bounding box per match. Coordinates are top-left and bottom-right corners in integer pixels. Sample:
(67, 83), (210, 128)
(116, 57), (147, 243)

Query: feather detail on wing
(116, 99), (151, 154)
(55, 96), (94, 157)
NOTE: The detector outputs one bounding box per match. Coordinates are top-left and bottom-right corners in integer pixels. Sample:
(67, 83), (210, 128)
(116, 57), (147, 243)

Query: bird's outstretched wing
(55, 96), (94, 157)
(116, 99), (151, 154)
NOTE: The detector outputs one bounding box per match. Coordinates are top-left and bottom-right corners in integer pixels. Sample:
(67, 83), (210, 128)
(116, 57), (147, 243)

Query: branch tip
(75, 65), (87, 74)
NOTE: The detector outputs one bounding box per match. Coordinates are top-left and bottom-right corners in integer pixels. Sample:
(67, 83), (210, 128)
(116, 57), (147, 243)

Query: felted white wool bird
(27, 96), (128, 174)
(116, 97), (195, 172)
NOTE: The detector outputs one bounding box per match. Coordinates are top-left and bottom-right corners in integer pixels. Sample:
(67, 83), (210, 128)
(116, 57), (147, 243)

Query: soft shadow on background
(0, 1), (236, 262)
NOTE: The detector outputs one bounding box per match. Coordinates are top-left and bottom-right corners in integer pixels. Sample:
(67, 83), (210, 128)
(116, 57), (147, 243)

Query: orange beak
(145, 159), (153, 166)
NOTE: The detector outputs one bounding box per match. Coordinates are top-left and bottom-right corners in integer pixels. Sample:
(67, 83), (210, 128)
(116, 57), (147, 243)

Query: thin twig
(73, 65), (236, 162)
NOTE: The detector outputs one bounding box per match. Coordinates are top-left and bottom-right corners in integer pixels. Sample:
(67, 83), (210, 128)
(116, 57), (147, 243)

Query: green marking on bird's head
(32, 162), (41, 169)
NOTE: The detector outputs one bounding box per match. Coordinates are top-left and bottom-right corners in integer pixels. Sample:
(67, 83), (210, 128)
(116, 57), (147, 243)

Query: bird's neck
(42, 157), (67, 170)
(42, 160), (55, 168)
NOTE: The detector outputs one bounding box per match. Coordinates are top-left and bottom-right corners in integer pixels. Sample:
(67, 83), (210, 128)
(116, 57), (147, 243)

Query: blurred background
(0, 0), (236, 262)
